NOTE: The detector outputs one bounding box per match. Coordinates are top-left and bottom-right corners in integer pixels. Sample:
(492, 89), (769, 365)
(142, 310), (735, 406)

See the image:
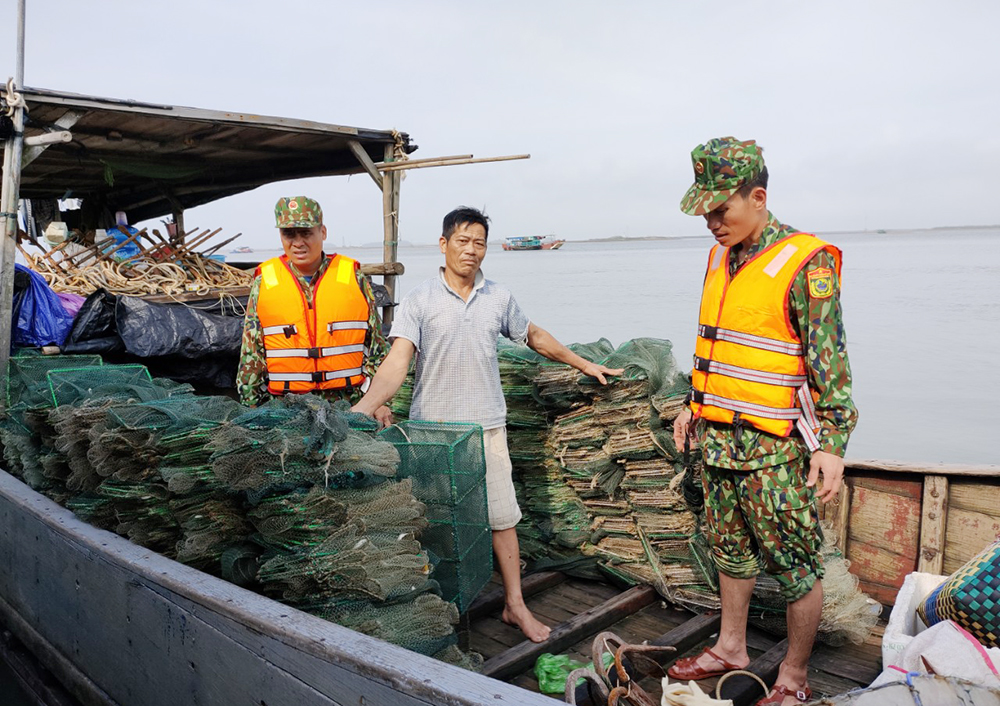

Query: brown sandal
(666, 646), (745, 681)
(756, 683), (812, 705)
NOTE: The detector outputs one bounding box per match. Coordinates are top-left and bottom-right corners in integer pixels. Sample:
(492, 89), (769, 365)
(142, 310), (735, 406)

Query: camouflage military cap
(680, 137), (765, 216)
(274, 196), (323, 228)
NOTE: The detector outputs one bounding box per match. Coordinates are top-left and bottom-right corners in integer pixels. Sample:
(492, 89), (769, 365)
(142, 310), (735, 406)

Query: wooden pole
(381, 143), (401, 328)
(0, 0), (28, 402)
(202, 232), (243, 257)
(172, 210), (185, 244)
(376, 153), (530, 172)
(372, 153), (472, 169)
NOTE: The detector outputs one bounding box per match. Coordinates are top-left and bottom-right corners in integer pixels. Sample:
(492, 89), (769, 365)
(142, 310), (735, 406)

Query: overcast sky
(8, 0), (999, 247)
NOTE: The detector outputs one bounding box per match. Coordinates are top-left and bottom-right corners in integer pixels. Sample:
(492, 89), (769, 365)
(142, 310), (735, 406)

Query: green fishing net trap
(378, 421), (492, 613)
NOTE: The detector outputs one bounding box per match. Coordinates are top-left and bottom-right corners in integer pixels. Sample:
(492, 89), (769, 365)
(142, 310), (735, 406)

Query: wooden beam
(141, 286), (252, 304)
(373, 154), (472, 169)
(719, 638), (787, 706)
(377, 153), (530, 172)
(918, 475), (948, 574)
(467, 572), (566, 622)
(347, 140), (384, 190)
(21, 109), (84, 168)
(846, 459), (1000, 478)
(224, 261), (403, 276)
(381, 143), (401, 327)
(480, 585), (657, 681)
(360, 261), (404, 276)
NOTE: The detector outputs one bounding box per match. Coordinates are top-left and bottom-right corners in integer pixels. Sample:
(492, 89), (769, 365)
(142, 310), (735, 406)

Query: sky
(6, 0), (1000, 248)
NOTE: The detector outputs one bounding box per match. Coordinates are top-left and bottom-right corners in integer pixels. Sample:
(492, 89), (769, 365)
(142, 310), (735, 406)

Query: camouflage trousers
(701, 460), (824, 602)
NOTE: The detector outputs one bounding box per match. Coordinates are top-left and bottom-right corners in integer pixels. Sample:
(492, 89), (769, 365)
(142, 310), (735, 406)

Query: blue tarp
(12, 263), (76, 348)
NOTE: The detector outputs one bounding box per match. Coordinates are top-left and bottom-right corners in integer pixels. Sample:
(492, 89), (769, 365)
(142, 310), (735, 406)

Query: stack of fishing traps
(392, 336), (878, 646)
(0, 352), (484, 669)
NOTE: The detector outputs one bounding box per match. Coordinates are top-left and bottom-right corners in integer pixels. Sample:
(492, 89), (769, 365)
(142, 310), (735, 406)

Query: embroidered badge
(287, 199), (299, 211)
(807, 268), (834, 299)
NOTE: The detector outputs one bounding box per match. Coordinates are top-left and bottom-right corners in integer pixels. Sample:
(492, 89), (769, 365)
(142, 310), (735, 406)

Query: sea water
(256, 227), (1000, 465)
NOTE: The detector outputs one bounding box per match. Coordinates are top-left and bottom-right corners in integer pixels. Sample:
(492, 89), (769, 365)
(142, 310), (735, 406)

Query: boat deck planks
(472, 573), (887, 706)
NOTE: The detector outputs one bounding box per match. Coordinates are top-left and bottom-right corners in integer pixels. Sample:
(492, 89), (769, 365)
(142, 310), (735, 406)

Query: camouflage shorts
(701, 461), (824, 602)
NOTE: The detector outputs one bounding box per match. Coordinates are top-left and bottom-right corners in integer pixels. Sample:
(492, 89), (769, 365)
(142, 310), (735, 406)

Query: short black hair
(442, 206), (490, 240)
(736, 166), (769, 199)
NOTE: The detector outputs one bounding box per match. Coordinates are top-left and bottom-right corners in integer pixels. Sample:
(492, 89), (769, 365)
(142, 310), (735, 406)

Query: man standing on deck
(352, 206), (622, 643)
(237, 196), (392, 424)
(668, 138), (857, 706)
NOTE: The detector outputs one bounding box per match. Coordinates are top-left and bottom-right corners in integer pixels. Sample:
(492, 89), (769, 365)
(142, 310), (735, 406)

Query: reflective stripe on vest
(328, 321), (368, 332)
(693, 356), (808, 387)
(268, 368), (364, 383)
(261, 324), (298, 337)
(265, 344), (368, 359)
(256, 254), (370, 394)
(691, 232), (842, 447)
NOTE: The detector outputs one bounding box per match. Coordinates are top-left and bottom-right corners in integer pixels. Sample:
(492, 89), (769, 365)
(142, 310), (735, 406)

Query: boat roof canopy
(3, 86), (415, 222)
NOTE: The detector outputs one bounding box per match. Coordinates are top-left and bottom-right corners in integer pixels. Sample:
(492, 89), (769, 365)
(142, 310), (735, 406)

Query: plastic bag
(534, 651), (613, 694)
(11, 263), (76, 348)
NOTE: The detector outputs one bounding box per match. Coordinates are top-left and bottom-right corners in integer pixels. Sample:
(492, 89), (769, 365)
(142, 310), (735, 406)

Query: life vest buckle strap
(311, 371), (324, 383)
(307, 347), (320, 359)
(694, 356), (712, 373)
(283, 325), (297, 338)
(699, 324), (719, 340)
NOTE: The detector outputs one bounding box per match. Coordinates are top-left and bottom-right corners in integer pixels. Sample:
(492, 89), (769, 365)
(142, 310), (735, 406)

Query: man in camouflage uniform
(669, 138), (857, 706)
(237, 196), (392, 423)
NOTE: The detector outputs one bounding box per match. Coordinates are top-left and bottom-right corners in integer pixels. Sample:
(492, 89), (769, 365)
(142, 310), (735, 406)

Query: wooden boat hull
(0, 470), (552, 706)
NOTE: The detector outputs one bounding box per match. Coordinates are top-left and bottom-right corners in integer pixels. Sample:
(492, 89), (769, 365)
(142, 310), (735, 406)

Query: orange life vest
(690, 233), (842, 450)
(256, 254), (370, 395)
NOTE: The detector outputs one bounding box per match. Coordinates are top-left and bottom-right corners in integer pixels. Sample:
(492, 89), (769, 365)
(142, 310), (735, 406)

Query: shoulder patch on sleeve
(807, 267), (834, 299)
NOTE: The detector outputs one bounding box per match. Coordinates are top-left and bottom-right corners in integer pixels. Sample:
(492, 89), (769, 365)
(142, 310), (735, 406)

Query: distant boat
(230, 245), (254, 254)
(501, 235), (565, 251)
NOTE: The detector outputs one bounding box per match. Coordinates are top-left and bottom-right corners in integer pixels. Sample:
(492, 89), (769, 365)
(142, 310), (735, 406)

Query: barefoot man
(668, 138), (858, 705)
(353, 206), (621, 642)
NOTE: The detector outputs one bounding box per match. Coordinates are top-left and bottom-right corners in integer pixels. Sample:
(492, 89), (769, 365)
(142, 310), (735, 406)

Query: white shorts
(483, 426), (522, 531)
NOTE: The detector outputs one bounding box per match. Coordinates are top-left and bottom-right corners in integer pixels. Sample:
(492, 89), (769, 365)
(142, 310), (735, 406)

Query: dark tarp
(62, 290), (244, 387)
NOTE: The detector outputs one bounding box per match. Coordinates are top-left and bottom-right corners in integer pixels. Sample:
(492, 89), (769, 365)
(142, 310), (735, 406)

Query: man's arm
(526, 323), (622, 384)
(236, 277), (269, 407)
(352, 337), (416, 416)
(792, 250), (859, 502)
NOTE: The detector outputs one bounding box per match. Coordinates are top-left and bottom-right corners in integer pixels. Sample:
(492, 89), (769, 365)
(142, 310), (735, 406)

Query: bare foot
(501, 603), (551, 643)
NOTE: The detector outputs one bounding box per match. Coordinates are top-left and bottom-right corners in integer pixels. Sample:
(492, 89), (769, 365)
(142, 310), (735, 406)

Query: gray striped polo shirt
(389, 268), (529, 429)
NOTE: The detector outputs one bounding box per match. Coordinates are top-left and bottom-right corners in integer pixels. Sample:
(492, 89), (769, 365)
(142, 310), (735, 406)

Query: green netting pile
(197, 395), (472, 664)
(2, 362), (481, 669)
